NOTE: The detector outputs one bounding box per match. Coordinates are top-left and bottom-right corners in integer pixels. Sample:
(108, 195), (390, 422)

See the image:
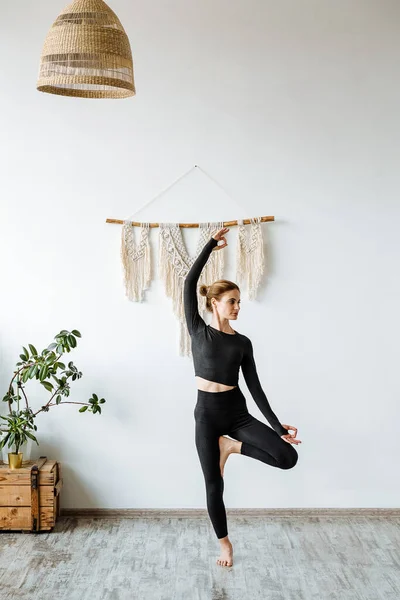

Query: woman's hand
(212, 227), (229, 250)
(280, 424), (302, 445)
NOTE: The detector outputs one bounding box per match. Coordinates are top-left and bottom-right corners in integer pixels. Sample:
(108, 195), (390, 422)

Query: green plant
(0, 329), (106, 453)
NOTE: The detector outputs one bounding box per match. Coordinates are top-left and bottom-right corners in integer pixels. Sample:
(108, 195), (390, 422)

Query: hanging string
(106, 165), (273, 227)
(126, 165), (198, 221)
(193, 165), (249, 216)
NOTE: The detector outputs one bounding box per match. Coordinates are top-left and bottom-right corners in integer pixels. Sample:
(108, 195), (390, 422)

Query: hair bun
(199, 284), (208, 296)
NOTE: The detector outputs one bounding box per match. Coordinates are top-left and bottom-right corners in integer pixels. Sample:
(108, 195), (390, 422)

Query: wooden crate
(0, 456), (62, 532)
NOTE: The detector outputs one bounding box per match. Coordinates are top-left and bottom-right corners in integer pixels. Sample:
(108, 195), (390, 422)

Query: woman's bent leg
(228, 413), (298, 469)
(195, 418), (228, 539)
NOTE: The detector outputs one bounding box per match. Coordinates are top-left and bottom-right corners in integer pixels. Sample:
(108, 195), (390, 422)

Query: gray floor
(0, 515), (399, 600)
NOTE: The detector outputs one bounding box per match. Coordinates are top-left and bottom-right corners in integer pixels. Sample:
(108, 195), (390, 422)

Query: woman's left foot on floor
(217, 539), (233, 567)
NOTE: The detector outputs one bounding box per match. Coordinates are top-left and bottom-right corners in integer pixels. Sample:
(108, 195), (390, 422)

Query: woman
(184, 226), (301, 568)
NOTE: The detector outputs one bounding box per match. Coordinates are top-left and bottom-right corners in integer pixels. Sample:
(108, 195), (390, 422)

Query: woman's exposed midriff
(195, 376), (237, 393)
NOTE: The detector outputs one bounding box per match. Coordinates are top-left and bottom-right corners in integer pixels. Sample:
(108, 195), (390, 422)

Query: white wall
(1, 0), (399, 509)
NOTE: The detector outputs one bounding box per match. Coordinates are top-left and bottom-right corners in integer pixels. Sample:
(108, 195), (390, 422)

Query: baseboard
(60, 508), (400, 518)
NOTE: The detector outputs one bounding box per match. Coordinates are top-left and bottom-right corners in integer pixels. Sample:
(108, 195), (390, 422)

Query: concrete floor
(0, 514), (399, 600)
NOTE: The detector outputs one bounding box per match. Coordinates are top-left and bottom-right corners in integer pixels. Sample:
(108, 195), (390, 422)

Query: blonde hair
(199, 279), (240, 312)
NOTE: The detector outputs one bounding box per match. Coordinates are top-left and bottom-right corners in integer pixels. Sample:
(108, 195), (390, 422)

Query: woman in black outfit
(183, 227), (301, 567)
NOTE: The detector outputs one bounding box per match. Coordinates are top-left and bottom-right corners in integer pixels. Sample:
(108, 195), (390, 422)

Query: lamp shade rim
(37, 84), (136, 99)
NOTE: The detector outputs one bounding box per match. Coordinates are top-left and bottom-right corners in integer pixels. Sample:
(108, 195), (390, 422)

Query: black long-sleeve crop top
(183, 236), (287, 437)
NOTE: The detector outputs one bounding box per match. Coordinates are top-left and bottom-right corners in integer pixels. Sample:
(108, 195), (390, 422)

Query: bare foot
(217, 538), (233, 567)
(219, 436), (241, 478)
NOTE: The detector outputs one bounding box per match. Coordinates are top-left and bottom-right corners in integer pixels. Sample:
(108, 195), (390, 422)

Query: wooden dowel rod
(106, 216), (275, 228)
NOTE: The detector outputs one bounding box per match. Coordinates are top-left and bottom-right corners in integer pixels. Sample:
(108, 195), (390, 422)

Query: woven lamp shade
(37, 0), (135, 99)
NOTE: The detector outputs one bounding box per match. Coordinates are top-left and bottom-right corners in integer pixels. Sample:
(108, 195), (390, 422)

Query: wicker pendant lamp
(37, 0), (135, 99)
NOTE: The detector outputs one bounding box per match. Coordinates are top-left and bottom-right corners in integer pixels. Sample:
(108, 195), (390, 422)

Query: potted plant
(1, 329), (106, 469)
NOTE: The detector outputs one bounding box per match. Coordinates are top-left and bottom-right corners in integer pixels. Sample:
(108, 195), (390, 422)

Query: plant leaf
(39, 364), (48, 381)
(41, 381), (53, 392)
(29, 344), (38, 356)
(24, 431), (38, 443)
(0, 433), (11, 450)
(27, 365), (36, 378)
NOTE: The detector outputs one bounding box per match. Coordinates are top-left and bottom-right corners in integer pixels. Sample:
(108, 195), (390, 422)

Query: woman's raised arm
(183, 237), (219, 335)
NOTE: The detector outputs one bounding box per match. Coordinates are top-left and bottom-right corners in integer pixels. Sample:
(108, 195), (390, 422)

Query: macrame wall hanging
(121, 220), (151, 302)
(107, 165), (273, 356)
(236, 216), (264, 300)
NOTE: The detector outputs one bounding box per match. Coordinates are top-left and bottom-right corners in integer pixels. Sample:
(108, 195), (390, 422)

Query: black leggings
(194, 386), (298, 539)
